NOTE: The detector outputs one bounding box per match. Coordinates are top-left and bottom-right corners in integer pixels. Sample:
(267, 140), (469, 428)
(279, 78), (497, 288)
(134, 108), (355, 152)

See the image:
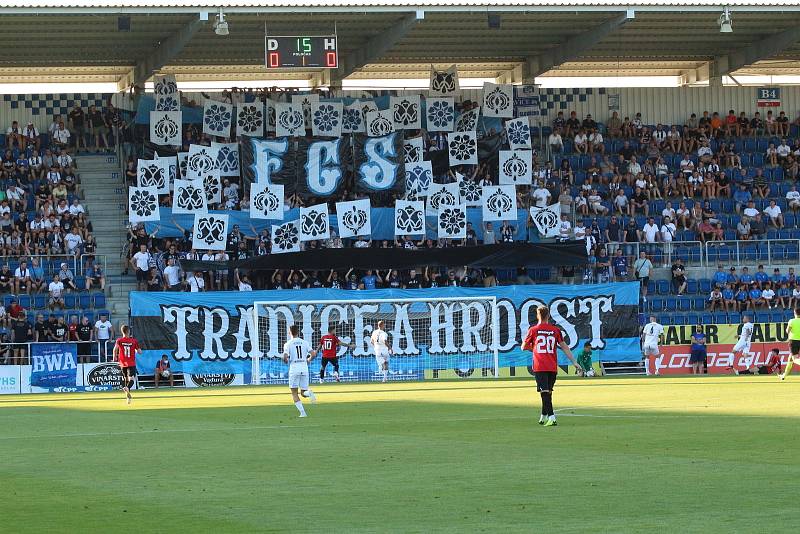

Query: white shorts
(375, 349), (390, 366)
(288, 368), (309, 389)
(643, 342), (660, 356)
(732, 339), (751, 354)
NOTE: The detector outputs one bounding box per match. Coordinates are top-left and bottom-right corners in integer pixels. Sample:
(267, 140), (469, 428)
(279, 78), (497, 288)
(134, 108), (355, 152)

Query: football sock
(784, 357), (796, 377)
(305, 389), (317, 402)
(540, 392), (554, 416)
(382, 369), (388, 381)
(294, 401), (306, 416)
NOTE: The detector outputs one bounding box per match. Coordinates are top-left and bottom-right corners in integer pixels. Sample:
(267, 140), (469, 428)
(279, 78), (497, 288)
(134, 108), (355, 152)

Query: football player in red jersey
(317, 325), (354, 383)
(522, 306), (582, 427)
(113, 324), (142, 405)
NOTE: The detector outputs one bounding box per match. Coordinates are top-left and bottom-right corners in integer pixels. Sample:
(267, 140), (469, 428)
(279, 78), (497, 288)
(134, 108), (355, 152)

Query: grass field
(0, 376), (797, 533)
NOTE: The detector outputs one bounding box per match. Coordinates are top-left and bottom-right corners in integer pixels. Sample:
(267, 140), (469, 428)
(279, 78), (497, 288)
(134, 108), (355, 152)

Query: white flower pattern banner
(425, 97), (455, 132)
(275, 102), (306, 137)
(299, 202), (330, 241)
(482, 82), (514, 118)
(482, 184), (518, 221)
(249, 182), (284, 220)
(271, 220), (301, 254)
(498, 150), (533, 185)
(211, 142), (240, 177)
(236, 103), (264, 137)
(447, 131), (478, 166)
(455, 107), (480, 133)
(335, 199), (372, 238)
(172, 178), (208, 215)
(405, 161), (433, 200)
(186, 144), (219, 180)
(202, 100), (234, 137)
(505, 118), (532, 150)
(292, 93), (319, 130)
(149, 111), (182, 146)
(128, 186), (160, 224)
(394, 200), (426, 236)
(192, 213), (229, 251)
(311, 102), (343, 137)
(403, 136), (424, 164)
(365, 109), (395, 138)
(342, 102), (366, 134)
(438, 205), (467, 239)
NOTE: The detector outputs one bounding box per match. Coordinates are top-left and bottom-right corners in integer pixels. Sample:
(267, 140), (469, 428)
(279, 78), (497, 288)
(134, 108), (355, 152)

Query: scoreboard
(265, 35), (338, 69)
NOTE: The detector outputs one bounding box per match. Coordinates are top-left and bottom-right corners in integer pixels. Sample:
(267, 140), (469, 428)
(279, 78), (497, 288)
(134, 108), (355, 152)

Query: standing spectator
(611, 249), (628, 280)
(660, 216), (676, 267)
(689, 326), (707, 375)
(633, 251), (653, 301)
(641, 217), (660, 256)
(76, 315), (94, 363)
(187, 270), (205, 292)
(94, 313), (114, 361)
(88, 104), (109, 152)
(68, 104), (87, 152)
(130, 243), (152, 291)
(605, 215), (622, 244)
(11, 310), (32, 365)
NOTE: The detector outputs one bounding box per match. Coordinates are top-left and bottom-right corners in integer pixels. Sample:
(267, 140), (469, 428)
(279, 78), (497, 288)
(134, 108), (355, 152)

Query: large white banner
(336, 199), (372, 238)
(530, 203), (562, 238)
(192, 213), (229, 251)
(128, 186), (160, 224)
(482, 184), (518, 221)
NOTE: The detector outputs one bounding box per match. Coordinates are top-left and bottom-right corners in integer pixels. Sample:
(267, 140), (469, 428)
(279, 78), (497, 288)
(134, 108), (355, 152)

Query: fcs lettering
(358, 133), (400, 191)
(251, 138), (288, 183)
(305, 139), (343, 196)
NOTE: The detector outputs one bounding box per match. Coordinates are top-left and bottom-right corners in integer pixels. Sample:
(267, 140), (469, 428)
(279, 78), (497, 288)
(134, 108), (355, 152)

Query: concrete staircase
(77, 154), (134, 321)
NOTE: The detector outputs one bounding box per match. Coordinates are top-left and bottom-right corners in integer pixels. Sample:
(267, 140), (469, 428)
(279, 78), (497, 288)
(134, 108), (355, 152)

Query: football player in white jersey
(731, 315), (755, 371)
(370, 320), (392, 383)
(282, 324), (317, 417)
(642, 315), (665, 364)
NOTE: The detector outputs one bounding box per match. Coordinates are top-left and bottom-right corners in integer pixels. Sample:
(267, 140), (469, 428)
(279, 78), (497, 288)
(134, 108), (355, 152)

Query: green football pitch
(0, 376), (796, 533)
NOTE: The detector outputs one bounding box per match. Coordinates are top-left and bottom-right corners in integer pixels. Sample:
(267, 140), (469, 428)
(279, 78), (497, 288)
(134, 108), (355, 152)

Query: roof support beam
(338, 12), (422, 79)
(521, 10), (634, 82)
(679, 62), (711, 86)
(117, 17), (207, 91)
(712, 25), (800, 79)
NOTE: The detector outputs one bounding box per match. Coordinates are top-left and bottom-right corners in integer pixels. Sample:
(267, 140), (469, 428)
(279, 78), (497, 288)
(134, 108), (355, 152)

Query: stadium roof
(2, 1), (800, 88)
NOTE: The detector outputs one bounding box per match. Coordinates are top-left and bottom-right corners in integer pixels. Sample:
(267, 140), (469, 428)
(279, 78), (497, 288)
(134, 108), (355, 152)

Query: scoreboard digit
(265, 35), (338, 69)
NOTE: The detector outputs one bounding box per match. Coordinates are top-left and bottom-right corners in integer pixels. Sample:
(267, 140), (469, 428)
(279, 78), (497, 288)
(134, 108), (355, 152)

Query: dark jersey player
(522, 306), (582, 427)
(113, 324), (141, 405)
(317, 325), (354, 383)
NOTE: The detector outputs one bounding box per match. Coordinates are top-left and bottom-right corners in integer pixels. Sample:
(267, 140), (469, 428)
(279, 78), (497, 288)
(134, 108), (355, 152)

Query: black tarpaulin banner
(180, 242), (587, 272)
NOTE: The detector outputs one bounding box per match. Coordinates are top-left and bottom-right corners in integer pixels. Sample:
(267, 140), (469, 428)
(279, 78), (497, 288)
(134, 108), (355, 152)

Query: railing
(79, 253), (107, 277)
(703, 239), (800, 267)
(602, 240), (706, 267)
(0, 340), (112, 366)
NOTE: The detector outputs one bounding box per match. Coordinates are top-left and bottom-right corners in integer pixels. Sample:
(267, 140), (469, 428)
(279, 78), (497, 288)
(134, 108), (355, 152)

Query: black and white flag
(156, 154), (178, 191)
(342, 102), (365, 134)
(202, 99), (234, 137)
(405, 161), (433, 200)
(271, 220), (301, 254)
(391, 95), (421, 130)
(505, 117), (532, 150)
(425, 97), (455, 132)
(311, 102), (343, 137)
(192, 213), (229, 251)
(154, 74), (179, 111)
(426, 182), (460, 216)
(275, 102), (306, 137)
(292, 93), (319, 130)
(149, 111), (181, 145)
(201, 169), (222, 206)
(236, 103), (264, 137)
(394, 200), (425, 236)
(172, 178), (207, 214)
(186, 144), (219, 180)
(212, 142), (240, 177)
(249, 182), (284, 220)
(429, 65), (460, 96)
(457, 175), (483, 207)
(498, 150), (533, 185)
(455, 107), (480, 133)
(299, 202), (330, 241)
(529, 203), (562, 238)
(482, 184), (517, 221)
(482, 82), (514, 118)
(137, 158), (170, 194)
(438, 205), (467, 239)
(447, 131), (478, 166)
(359, 100), (379, 119)
(177, 152), (189, 179)
(128, 186), (160, 224)
(404, 136), (425, 164)
(365, 109), (395, 138)
(335, 199), (372, 238)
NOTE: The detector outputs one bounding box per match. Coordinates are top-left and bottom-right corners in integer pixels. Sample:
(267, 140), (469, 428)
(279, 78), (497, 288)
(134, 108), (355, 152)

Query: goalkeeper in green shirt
(577, 343), (596, 377)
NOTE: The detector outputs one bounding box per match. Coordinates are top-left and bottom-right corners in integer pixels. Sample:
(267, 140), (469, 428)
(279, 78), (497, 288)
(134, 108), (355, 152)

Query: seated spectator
(762, 282), (776, 309)
(708, 286), (724, 311)
(631, 187), (649, 216)
(735, 284), (749, 309)
(548, 128), (563, 154)
(587, 189), (607, 215)
(85, 262), (105, 291)
(752, 169), (770, 199)
(14, 260), (31, 294)
(737, 216), (751, 240)
(588, 130), (604, 154)
(742, 200), (759, 219)
(763, 200), (784, 228)
(747, 282), (765, 310)
(606, 112), (622, 138)
(766, 142), (778, 167)
(671, 258), (687, 295)
(573, 129), (588, 154)
(750, 213), (767, 239)
(6, 121), (24, 150)
(722, 283), (736, 311)
(154, 355), (174, 388)
(57, 262), (78, 292)
(48, 274), (65, 310)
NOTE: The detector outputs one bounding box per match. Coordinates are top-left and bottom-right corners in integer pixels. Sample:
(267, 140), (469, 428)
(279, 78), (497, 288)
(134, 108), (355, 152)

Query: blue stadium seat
(93, 293), (106, 309)
(693, 297), (706, 310)
(755, 311), (771, 323)
(677, 297), (691, 311)
(685, 312), (700, 325)
(728, 312), (741, 325)
(647, 280), (656, 295)
(18, 295), (31, 308)
(701, 312), (714, 325)
(699, 279), (713, 293)
(64, 294), (77, 308)
(686, 279), (698, 294)
(657, 280), (671, 295)
(79, 294), (91, 309)
(649, 297), (664, 312)
(784, 309), (794, 321)
(658, 313), (673, 326)
(770, 311), (785, 323)
(673, 315), (687, 325)
(713, 312), (727, 324)
(665, 297), (677, 310)
(33, 294), (46, 309)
